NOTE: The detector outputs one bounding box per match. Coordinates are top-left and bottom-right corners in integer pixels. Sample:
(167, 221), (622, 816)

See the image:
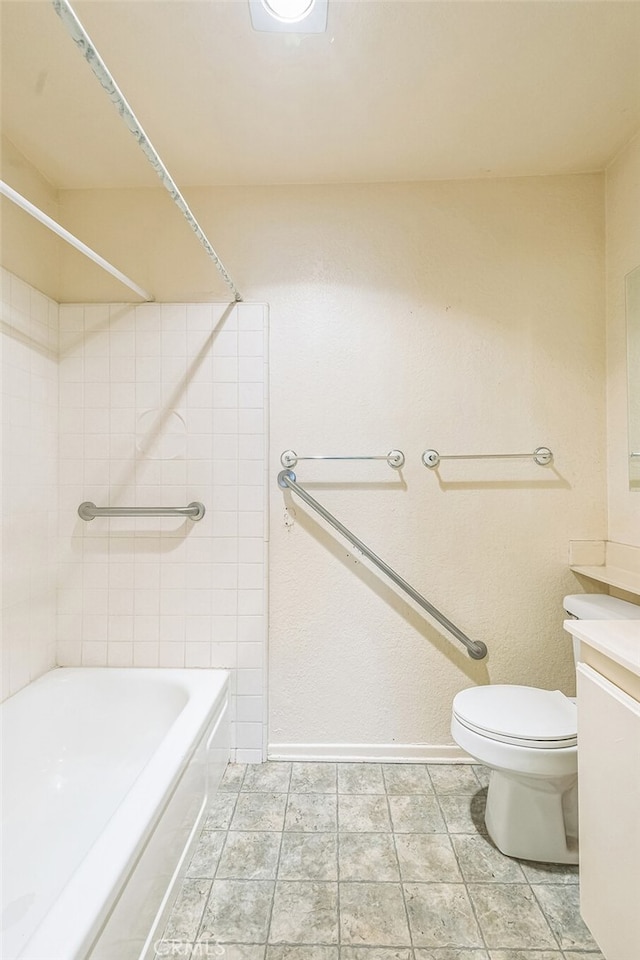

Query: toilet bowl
(451, 593), (640, 864)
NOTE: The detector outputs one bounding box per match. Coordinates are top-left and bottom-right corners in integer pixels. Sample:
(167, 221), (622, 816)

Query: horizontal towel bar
(422, 446), (553, 469)
(78, 501), (205, 521)
(277, 469), (487, 660)
(281, 449), (405, 469)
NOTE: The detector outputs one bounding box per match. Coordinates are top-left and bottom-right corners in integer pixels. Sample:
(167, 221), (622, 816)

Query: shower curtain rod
(52, 0), (243, 303)
(0, 180), (153, 301)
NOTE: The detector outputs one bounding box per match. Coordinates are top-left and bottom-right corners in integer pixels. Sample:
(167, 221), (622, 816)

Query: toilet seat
(452, 684), (577, 749)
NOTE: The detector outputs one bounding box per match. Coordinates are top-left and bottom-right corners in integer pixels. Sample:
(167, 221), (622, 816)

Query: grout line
(426, 763), (490, 954)
(528, 880), (567, 953)
(263, 763), (291, 946)
(381, 762), (415, 952)
(193, 764), (244, 944)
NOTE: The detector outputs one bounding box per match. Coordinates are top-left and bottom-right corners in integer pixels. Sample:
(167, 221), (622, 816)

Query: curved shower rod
(52, 0), (242, 302)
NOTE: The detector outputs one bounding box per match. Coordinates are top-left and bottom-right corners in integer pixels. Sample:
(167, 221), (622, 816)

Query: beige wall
(55, 175), (607, 753)
(1, 268), (58, 700)
(605, 132), (640, 545)
(0, 137), (61, 300)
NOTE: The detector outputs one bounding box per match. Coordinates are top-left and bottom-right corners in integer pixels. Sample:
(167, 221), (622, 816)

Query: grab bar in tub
(277, 469), (487, 660)
(78, 501), (205, 521)
(281, 449), (405, 469)
(421, 446), (553, 469)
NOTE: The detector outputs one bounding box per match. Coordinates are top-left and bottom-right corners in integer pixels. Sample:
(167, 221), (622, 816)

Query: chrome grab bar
(281, 450), (405, 469)
(78, 501), (205, 521)
(422, 446), (553, 469)
(277, 469), (487, 660)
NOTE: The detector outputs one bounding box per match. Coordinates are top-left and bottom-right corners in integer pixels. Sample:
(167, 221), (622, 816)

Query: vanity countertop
(563, 619), (640, 677)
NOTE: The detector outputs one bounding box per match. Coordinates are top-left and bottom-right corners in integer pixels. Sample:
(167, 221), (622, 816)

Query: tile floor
(157, 762), (602, 960)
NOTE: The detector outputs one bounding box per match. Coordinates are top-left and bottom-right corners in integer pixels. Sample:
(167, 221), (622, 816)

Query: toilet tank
(563, 594), (640, 620)
(563, 594), (640, 663)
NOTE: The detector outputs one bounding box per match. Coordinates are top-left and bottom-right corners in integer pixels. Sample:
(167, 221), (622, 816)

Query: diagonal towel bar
(277, 469), (487, 660)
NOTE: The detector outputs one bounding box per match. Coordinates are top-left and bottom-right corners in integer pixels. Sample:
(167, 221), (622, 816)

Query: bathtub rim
(5, 666), (229, 960)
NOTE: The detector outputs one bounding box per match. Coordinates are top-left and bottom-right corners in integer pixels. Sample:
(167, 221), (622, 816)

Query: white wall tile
(55, 299), (268, 759)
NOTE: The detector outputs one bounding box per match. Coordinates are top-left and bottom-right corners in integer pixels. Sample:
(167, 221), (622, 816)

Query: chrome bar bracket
(277, 470), (487, 660)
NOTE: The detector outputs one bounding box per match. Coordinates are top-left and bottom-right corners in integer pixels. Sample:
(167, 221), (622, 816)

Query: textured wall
(56, 300), (268, 761)
(1, 269), (58, 700)
(0, 138), (62, 300)
(606, 132), (640, 545)
(56, 175), (607, 754)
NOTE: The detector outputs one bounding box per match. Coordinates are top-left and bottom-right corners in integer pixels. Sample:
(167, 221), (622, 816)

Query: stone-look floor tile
(216, 831), (281, 879)
(414, 951), (489, 960)
(395, 833), (462, 882)
(388, 795), (446, 833)
(562, 953), (604, 960)
(339, 832), (400, 881)
(341, 949), (412, 960)
(285, 793), (338, 832)
(439, 793), (488, 835)
(162, 879), (212, 941)
(452, 835), (527, 883)
(269, 881), (339, 944)
(203, 792), (238, 830)
(532, 884), (598, 951)
(278, 832), (338, 880)
(338, 763), (386, 794)
(488, 952), (563, 960)
(154, 943), (198, 959)
(231, 792), (287, 831)
(338, 795), (392, 833)
(268, 948), (338, 960)
(428, 765), (482, 795)
(467, 884), (557, 950)
(472, 765), (491, 789)
(339, 882), (411, 946)
(517, 860), (579, 885)
(382, 764), (434, 795)
(214, 947), (267, 960)
(404, 883), (483, 948)
(220, 763), (247, 792)
(290, 762), (337, 794)
(243, 762), (292, 793)
(186, 830), (226, 878)
(198, 879), (274, 943)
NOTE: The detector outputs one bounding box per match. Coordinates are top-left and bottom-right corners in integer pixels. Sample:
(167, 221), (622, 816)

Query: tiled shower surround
(56, 298), (268, 761)
(158, 761), (602, 960)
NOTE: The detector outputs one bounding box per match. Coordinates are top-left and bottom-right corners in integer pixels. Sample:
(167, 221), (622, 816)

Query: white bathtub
(1, 667), (230, 960)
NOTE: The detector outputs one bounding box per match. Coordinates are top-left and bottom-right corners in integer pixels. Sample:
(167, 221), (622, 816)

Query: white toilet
(451, 593), (640, 864)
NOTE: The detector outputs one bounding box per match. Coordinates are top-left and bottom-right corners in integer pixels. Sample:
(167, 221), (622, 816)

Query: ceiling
(1, 0), (640, 191)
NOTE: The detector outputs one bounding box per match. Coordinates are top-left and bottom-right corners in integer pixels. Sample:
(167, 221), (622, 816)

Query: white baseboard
(267, 742), (473, 763)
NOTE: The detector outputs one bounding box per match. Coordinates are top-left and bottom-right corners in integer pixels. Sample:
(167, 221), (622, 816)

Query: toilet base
(485, 768), (579, 864)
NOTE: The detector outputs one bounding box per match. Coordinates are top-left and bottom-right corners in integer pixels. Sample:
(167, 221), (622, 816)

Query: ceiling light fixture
(249, 0), (328, 33)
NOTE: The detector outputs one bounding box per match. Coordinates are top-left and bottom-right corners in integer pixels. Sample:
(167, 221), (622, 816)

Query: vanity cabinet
(576, 648), (640, 959)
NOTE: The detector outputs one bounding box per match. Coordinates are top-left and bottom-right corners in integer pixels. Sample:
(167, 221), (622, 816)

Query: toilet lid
(453, 685), (577, 748)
